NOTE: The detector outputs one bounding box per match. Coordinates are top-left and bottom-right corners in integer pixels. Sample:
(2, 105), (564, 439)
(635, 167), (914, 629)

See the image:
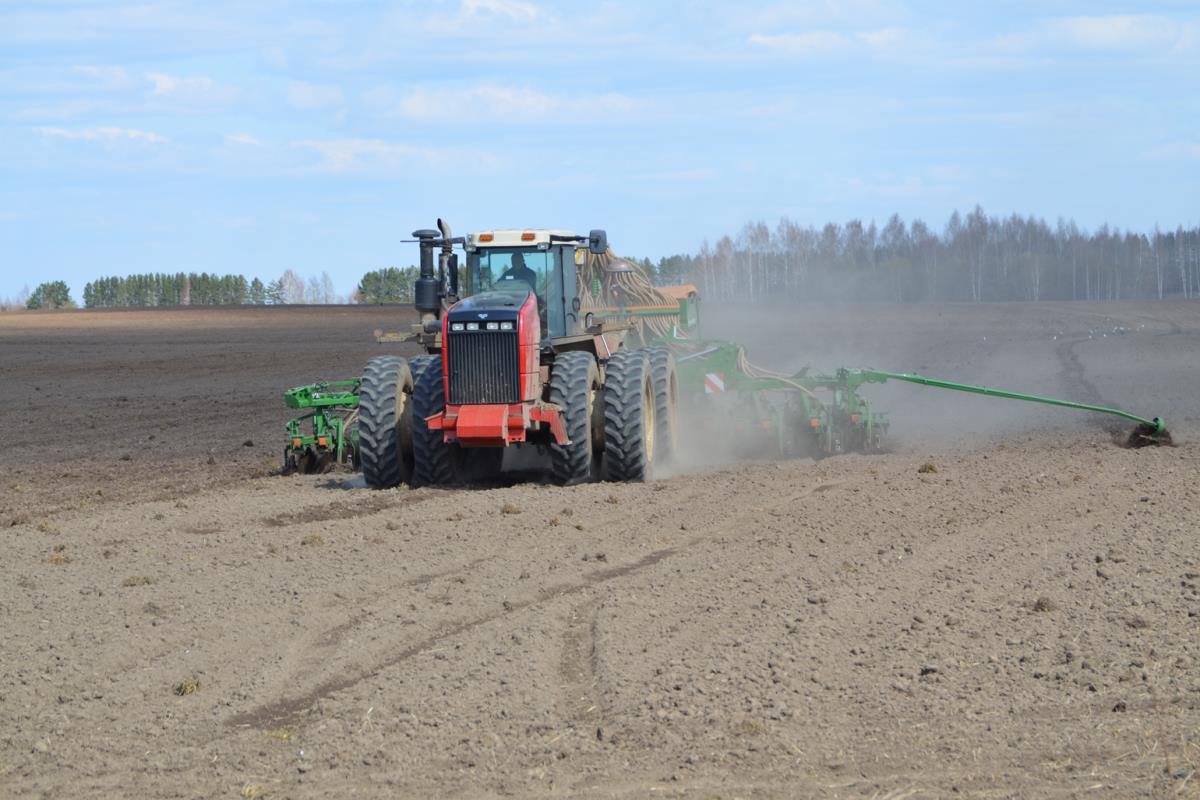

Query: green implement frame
(837, 369), (1168, 440)
(661, 338), (1168, 458)
(282, 379), (362, 473)
(669, 340), (889, 457)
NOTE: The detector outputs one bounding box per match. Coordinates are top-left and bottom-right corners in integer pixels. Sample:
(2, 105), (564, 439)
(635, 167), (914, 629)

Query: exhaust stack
(412, 228), (440, 323)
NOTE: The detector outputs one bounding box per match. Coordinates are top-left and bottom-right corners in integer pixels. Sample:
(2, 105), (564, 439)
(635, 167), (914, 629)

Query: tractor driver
(498, 252), (538, 294)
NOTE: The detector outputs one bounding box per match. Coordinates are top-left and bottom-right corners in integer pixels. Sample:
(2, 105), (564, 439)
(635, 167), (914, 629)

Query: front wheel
(411, 356), (504, 486)
(358, 356), (415, 489)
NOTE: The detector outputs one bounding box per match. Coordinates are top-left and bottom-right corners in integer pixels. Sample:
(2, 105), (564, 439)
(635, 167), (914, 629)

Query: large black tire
(646, 347), (679, 467)
(411, 355), (457, 487)
(549, 351), (600, 486)
(411, 355), (503, 486)
(602, 350), (655, 481)
(358, 356), (415, 489)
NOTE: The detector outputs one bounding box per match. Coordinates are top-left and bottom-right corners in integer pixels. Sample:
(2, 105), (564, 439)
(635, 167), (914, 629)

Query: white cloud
(749, 30), (848, 55)
(1052, 15), (1183, 50)
(225, 133), (261, 146)
(857, 27), (907, 50)
(459, 0), (539, 22)
(287, 81), (344, 110)
(145, 72), (236, 104)
(635, 167), (719, 183)
(748, 27), (914, 56)
(34, 126), (167, 144)
(997, 15), (1195, 54)
(294, 138), (502, 175)
(263, 45), (288, 69)
(739, 1), (906, 30)
(73, 65), (132, 89)
(397, 84), (641, 120)
(1146, 141), (1200, 160)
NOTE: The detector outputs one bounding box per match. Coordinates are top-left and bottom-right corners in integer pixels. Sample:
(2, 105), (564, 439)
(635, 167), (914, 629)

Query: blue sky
(2, 1), (1198, 300)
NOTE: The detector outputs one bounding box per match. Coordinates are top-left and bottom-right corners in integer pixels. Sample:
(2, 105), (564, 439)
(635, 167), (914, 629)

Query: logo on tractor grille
(477, 313), (489, 319)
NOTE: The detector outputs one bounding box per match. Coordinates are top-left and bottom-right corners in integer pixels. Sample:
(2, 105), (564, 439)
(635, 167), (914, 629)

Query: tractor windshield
(466, 247), (566, 336)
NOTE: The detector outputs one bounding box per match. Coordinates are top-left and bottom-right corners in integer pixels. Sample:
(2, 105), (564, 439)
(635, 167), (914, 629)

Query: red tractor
(358, 220), (679, 488)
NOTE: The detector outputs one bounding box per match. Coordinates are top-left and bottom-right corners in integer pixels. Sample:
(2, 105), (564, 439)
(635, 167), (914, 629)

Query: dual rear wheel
(552, 347), (678, 485)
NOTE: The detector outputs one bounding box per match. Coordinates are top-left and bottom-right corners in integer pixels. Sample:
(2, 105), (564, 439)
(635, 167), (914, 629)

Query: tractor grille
(446, 331), (521, 405)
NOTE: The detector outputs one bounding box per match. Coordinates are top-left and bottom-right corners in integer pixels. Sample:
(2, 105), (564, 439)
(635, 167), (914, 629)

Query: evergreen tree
(27, 281), (74, 310)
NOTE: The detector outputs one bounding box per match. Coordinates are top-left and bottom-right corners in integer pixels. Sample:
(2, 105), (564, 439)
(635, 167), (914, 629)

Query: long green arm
(843, 369), (1165, 435)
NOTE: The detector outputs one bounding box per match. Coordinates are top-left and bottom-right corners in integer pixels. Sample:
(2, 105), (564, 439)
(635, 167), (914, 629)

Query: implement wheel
(646, 347), (679, 467)
(549, 351), (600, 486)
(602, 350), (655, 481)
(358, 356), (415, 489)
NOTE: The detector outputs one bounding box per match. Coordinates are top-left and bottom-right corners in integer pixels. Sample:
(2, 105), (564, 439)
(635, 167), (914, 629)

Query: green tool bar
(284, 380), (361, 410)
(851, 369), (1166, 435)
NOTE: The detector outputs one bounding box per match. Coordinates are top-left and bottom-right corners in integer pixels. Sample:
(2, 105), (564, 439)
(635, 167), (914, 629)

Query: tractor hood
(447, 290), (529, 322)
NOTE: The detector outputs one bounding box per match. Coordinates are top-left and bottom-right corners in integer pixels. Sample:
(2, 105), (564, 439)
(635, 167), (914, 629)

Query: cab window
(466, 246), (567, 336)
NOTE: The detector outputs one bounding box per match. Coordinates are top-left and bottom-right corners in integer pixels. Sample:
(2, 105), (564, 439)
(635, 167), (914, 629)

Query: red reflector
(851, 414), (860, 423)
(521, 231), (535, 241)
(810, 418), (821, 428)
(292, 438), (302, 448)
(317, 436), (327, 446)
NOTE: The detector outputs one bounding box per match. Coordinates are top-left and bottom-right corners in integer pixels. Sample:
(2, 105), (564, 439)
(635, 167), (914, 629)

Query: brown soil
(1, 302), (1198, 798)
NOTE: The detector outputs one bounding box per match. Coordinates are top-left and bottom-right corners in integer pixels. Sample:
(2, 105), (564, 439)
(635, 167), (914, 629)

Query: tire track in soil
(1054, 337), (1128, 438)
(1054, 338), (1104, 405)
(312, 557), (493, 649)
(225, 480), (842, 733)
(558, 599), (603, 728)
(1054, 309), (1183, 439)
(226, 546), (680, 731)
(261, 491), (432, 527)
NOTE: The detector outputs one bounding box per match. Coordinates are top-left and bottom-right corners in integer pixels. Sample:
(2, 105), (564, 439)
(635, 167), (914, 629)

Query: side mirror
(588, 229), (608, 255)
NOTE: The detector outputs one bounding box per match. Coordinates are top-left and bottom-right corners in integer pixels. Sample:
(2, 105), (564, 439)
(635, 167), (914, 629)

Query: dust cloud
(666, 300), (1184, 472)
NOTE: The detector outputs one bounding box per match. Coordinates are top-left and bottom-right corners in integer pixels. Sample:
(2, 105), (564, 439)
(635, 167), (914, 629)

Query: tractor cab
(462, 229), (584, 340)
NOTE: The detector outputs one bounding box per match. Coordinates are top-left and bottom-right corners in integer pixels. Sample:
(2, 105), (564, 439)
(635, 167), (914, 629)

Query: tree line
(18, 267), (416, 310)
(80, 270), (346, 308)
(648, 208), (1200, 304)
(16, 209), (1200, 311)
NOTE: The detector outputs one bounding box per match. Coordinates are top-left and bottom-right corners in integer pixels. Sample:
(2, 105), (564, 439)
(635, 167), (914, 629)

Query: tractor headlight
(499, 321), (514, 331)
(466, 322), (479, 331)
(486, 321), (499, 331)
(450, 322), (465, 332)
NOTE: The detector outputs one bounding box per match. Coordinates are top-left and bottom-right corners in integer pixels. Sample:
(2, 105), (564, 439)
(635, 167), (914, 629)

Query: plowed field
(2, 302), (1198, 798)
